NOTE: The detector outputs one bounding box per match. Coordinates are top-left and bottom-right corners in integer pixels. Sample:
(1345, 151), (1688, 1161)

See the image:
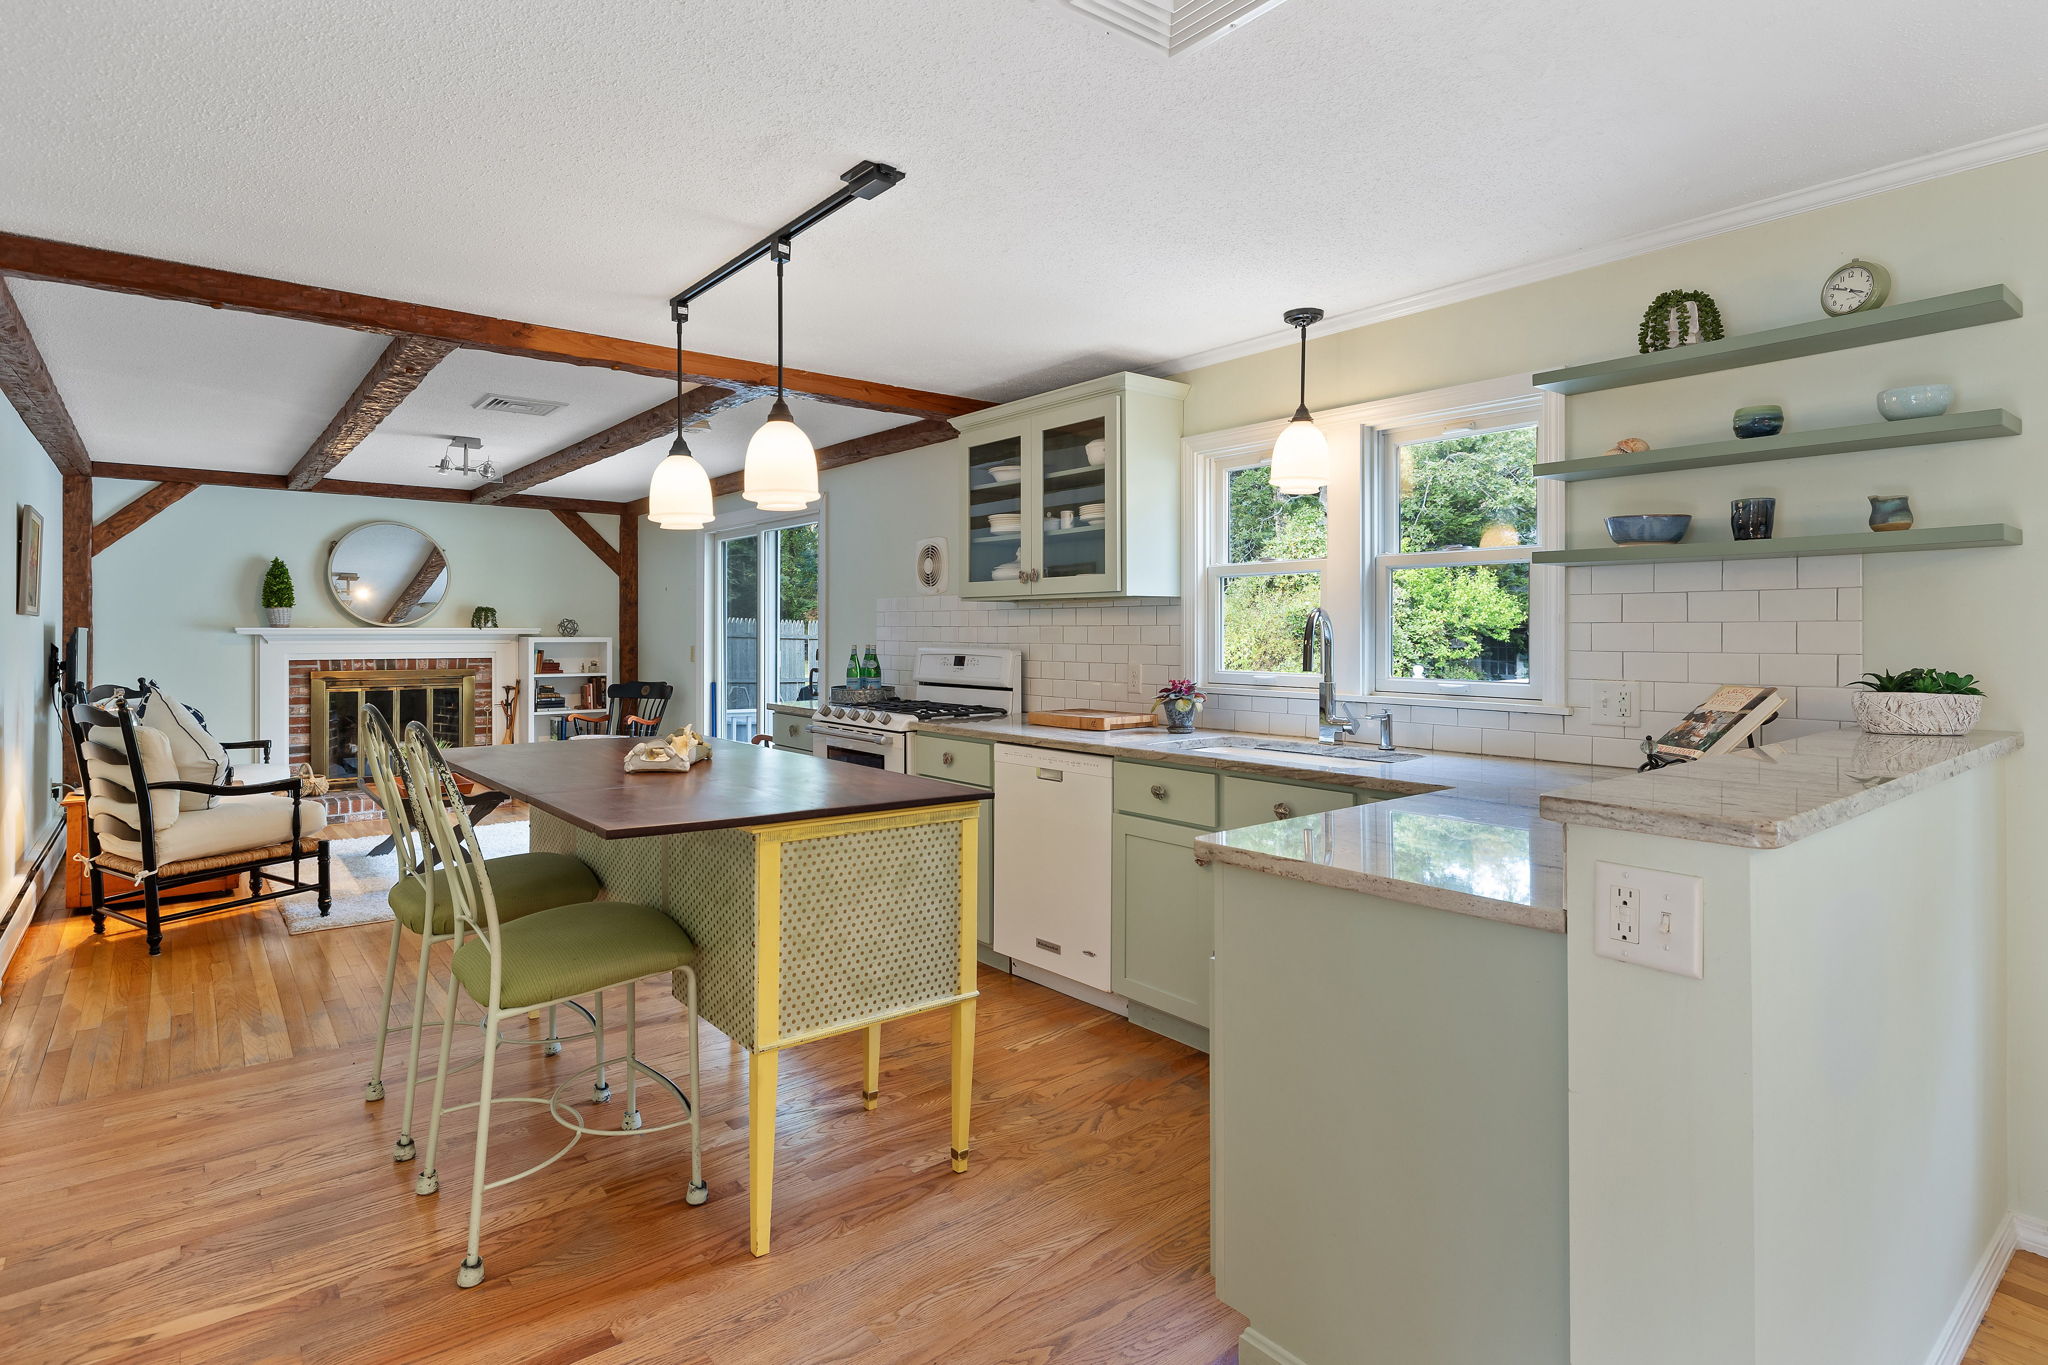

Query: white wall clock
(1821, 259), (1891, 317)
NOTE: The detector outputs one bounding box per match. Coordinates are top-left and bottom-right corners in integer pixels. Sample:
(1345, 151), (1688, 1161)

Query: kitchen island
(443, 736), (988, 1257)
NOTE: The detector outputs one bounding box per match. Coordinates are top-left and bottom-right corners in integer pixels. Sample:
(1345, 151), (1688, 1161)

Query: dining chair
(400, 721), (708, 1288)
(566, 681), (673, 739)
(357, 705), (607, 1165)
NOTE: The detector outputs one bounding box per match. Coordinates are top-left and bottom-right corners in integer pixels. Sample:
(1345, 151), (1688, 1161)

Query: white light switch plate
(1593, 861), (1703, 977)
(1593, 682), (1642, 727)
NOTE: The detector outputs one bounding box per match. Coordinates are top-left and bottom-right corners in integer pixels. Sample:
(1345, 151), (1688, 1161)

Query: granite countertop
(1537, 727), (2022, 849)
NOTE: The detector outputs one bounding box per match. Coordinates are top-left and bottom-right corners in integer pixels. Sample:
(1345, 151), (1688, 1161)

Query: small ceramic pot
(1605, 514), (1691, 546)
(1876, 384), (1954, 421)
(1867, 495), (1915, 532)
(1159, 697), (1198, 734)
(265, 607), (293, 627)
(1853, 692), (1981, 736)
(1730, 497), (1776, 541)
(1732, 405), (1785, 439)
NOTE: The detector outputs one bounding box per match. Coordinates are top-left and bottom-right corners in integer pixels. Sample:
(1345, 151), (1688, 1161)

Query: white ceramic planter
(265, 607), (293, 627)
(1852, 691), (1982, 737)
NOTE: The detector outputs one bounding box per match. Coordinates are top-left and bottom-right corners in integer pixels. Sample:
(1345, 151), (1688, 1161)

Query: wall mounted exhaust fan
(1056, 0), (1292, 56)
(915, 538), (948, 595)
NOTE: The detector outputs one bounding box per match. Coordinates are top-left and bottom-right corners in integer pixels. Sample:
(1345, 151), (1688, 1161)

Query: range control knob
(862, 710), (878, 722)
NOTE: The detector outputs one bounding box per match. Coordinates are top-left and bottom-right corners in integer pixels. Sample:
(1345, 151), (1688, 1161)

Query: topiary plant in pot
(1848, 667), (1983, 736)
(262, 557), (295, 627)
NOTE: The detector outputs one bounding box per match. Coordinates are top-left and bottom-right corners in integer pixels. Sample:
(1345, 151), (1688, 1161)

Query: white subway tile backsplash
(1431, 725), (1485, 753)
(1758, 653), (1841, 688)
(1509, 710), (1565, 733)
(1796, 557), (1862, 589)
(1652, 622), (1723, 653)
(1795, 686), (1858, 722)
(1687, 590), (1760, 621)
(1653, 562), (1723, 592)
(1797, 620), (1862, 655)
(1720, 558), (1798, 590)
(1757, 588), (1837, 621)
(1459, 709), (1510, 730)
(1482, 729), (1537, 758)
(1721, 620), (1799, 654)
(1569, 622), (1594, 652)
(1690, 652), (1758, 683)
(1571, 652), (1622, 679)
(1837, 588), (1862, 621)
(1622, 651), (1690, 682)
(1575, 594), (1622, 623)
(1589, 564), (1657, 594)
(1621, 593), (1690, 622)
(1590, 622), (1656, 652)
(1533, 733), (1593, 765)
(1591, 737), (1646, 767)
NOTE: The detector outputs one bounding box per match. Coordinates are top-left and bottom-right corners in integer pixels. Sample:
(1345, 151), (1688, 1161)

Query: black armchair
(565, 682), (674, 739)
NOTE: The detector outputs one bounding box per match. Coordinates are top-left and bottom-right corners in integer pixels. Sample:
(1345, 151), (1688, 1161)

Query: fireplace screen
(306, 669), (477, 787)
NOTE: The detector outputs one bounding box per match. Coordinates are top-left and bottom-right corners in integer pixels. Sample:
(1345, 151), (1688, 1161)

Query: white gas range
(807, 645), (1022, 771)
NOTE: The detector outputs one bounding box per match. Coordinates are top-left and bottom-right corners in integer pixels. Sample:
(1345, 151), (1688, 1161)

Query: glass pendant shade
(648, 436), (715, 529)
(743, 397), (820, 510)
(1270, 412), (1330, 495)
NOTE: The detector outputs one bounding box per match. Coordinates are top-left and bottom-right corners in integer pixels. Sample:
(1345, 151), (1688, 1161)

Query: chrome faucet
(1301, 607), (1358, 745)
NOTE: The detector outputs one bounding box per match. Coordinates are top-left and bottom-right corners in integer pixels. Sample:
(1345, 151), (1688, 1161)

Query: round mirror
(327, 521), (450, 626)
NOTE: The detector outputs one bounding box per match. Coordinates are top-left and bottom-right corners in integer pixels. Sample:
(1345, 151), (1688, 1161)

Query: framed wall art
(17, 504), (42, 616)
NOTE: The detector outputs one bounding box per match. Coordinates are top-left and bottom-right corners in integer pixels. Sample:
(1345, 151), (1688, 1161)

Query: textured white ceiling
(6, 0), (2048, 410)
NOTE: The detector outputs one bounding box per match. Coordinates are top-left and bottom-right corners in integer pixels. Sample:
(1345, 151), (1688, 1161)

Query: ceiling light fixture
(741, 240), (819, 511)
(435, 435), (498, 482)
(654, 161), (906, 524)
(647, 316), (715, 530)
(1270, 307), (1330, 495)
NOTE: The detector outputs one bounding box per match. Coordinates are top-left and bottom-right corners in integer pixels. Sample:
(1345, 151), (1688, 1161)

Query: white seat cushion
(84, 725), (182, 845)
(94, 793), (327, 864)
(140, 687), (229, 812)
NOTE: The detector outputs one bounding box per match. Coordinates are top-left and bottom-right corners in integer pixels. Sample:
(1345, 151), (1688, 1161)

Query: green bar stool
(358, 706), (606, 1164)
(400, 721), (708, 1289)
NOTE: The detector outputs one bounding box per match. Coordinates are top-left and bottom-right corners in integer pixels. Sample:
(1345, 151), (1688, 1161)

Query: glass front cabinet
(956, 372), (1188, 600)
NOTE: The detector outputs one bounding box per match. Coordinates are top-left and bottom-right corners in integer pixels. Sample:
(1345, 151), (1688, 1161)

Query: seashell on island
(1601, 437), (1651, 457)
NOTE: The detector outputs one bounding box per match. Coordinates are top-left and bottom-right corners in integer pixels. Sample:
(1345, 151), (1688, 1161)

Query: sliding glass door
(712, 518), (822, 741)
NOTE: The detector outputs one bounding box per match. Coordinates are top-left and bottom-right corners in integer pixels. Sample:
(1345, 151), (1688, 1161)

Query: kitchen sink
(1164, 737), (1430, 765)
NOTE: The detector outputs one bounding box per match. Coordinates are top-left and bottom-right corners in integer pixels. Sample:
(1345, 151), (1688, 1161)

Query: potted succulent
(261, 557), (295, 627)
(1153, 679), (1205, 735)
(1847, 667), (1984, 736)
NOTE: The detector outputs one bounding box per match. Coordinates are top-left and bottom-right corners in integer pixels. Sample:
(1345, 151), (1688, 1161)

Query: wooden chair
(64, 688), (330, 954)
(566, 681), (673, 739)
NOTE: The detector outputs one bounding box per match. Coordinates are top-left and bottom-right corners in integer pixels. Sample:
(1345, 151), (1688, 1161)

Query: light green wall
(90, 480), (619, 739)
(1, 406), (64, 931)
(1566, 764), (2006, 1363)
(1168, 150), (2048, 1222)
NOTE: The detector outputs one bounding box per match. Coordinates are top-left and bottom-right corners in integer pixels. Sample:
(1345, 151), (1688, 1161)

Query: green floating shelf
(1532, 523), (2021, 567)
(1538, 409), (2021, 481)
(1533, 286), (2022, 395)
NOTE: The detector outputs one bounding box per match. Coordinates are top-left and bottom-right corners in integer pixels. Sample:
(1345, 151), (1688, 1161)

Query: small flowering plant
(1155, 679), (1205, 702)
(1153, 679), (1204, 733)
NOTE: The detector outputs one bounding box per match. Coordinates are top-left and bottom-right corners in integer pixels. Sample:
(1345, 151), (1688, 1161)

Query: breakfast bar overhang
(444, 736), (988, 1256)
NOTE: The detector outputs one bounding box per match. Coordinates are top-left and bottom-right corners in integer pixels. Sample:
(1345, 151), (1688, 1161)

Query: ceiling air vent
(470, 393), (567, 417)
(1056, 0), (1291, 56)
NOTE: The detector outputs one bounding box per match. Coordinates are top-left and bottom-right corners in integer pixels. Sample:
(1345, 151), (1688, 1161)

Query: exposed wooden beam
(551, 510), (621, 575)
(285, 336), (455, 489)
(475, 386), (754, 504)
(89, 461), (630, 516)
(0, 232), (989, 419)
(382, 546), (447, 625)
(0, 277), (91, 474)
(62, 473), (91, 672)
(92, 481), (198, 555)
(707, 417), (957, 498)
(618, 509), (639, 681)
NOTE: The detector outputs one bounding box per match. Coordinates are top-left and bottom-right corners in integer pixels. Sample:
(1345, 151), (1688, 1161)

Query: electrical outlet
(1593, 681), (1641, 727)
(1593, 861), (1703, 977)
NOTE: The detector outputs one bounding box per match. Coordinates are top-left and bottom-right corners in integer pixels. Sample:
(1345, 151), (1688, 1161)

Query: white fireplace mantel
(235, 626), (544, 755)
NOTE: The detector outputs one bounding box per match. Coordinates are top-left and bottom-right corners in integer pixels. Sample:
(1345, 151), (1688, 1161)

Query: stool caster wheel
(542, 1039), (563, 1057)
(414, 1171), (439, 1197)
(686, 1181), (709, 1206)
(620, 1109), (643, 1131)
(593, 1082), (613, 1103)
(364, 1079), (386, 1102)
(392, 1136), (416, 1163)
(455, 1256), (484, 1289)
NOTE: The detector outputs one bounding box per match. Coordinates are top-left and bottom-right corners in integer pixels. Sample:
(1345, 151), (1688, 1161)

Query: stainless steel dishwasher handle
(1036, 768), (1064, 782)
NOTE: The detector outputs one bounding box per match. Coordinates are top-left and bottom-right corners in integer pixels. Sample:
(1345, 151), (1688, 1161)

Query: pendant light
(1270, 306), (1330, 495)
(742, 240), (820, 511)
(647, 316), (715, 530)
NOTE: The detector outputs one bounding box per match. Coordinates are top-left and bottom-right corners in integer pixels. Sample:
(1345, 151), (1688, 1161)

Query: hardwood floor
(0, 818), (1245, 1365)
(1970, 1252), (2048, 1363)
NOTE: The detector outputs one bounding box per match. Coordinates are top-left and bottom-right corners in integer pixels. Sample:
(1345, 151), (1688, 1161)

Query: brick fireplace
(288, 657), (493, 821)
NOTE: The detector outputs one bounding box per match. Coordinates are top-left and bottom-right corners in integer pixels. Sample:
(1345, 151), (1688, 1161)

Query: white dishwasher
(992, 743), (1114, 991)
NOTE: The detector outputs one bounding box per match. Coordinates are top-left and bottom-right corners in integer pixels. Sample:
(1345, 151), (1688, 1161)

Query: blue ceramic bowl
(1876, 384), (1954, 421)
(1605, 514), (1692, 546)
(1732, 405), (1785, 439)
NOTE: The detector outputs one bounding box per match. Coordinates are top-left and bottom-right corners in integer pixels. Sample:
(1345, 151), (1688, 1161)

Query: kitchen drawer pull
(1035, 938), (1062, 954)
(1273, 802), (1294, 819)
(1149, 783), (1168, 800)
(941, 752), (955, 766)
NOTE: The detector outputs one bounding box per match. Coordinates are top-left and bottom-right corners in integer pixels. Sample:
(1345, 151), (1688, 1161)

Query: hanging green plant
(1637, 289), (1725, 353)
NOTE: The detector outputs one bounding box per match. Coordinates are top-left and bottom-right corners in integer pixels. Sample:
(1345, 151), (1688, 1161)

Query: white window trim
(697, 499), (829, 738)
(1179, 375), (1565, 712)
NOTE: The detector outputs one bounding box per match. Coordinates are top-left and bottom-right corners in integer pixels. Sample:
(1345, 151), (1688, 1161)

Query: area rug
(278, 821), (529, 935)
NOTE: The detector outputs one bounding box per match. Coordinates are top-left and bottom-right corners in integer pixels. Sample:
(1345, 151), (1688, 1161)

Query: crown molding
(1153, 121), (2048, 378)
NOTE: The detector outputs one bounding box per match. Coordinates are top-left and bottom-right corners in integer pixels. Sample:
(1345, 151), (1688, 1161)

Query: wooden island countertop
(442, 736), (988, 840)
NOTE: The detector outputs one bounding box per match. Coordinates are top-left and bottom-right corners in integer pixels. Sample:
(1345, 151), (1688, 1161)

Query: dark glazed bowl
(1605, 514), (1692, 545)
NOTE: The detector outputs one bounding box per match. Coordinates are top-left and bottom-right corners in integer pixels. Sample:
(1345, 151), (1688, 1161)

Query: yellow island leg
(748, 1048), (779, 1257)
(950, 999), (975, 1173)
(863, 1023), (882, 1111)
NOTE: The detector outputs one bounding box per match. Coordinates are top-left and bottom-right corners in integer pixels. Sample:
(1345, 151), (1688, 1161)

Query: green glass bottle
(863, 646), (881, 684)
(847, 647), (861, 688)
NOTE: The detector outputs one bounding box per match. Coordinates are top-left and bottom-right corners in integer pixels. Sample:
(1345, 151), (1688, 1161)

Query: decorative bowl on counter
(1605, 514), (1692, 545)
(1732, 405), (1785, 439)
(1876, 384), (1954, 421)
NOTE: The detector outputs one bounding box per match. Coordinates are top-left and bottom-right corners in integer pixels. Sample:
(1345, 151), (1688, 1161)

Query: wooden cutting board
(1025, 708), (1159, 731)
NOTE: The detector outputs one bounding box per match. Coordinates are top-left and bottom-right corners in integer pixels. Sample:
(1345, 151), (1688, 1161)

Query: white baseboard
(1238, 1328), (1312, 1365)
(0, 818), (63, 999)
(2016, 1212), (2048, 1256)
(1926, 1213), (2020, 1365)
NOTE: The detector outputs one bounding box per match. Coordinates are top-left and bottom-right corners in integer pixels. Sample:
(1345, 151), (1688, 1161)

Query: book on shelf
(1652, 685), (1786, 760)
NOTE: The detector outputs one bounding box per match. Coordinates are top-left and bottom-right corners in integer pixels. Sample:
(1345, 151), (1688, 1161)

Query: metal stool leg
(365, 918), (403, 1102)
(391, 920), (439, 1162)
(621, 985), (642, 1130)
(592, 991), (611, 1102)
(413, 953), (466, 1197)
(454, 1012), (502, 1289)
(683, 967), (707, 1205)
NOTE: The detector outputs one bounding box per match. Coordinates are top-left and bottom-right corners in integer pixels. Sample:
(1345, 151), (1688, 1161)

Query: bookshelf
(521, 635), (614, 741)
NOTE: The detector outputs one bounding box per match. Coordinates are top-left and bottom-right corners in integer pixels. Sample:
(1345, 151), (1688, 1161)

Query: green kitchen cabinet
(912, 734), (996, 950)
